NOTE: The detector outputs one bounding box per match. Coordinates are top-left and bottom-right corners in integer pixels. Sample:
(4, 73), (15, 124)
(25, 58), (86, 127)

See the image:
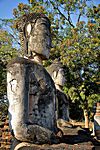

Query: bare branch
(49, 0), (75, 28)
(67, 7), (74, 28)
(56, 6), (75, 28)
(9, 33), (20, 45)
(77, 13), (82, 23)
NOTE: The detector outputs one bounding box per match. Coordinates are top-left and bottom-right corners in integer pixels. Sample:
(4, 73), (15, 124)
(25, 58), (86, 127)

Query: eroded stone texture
(16, 13), (51, 59)
(56, 90), (69, 121)
(7, 57), (57, 143)
(11, 142), (94, 150)
(47, 60), (70, 121)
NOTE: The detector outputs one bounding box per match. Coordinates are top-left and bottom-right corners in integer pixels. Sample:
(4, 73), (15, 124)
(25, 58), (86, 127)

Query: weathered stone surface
(57, 119), (73, 130)
(16, 13), (51, 59)
(56, 90), (69, 121)
(47, 60), (70, 121)
(7, 57), (57, 143)
(12, 142), (95, 150)
(46, 60), (65, 86)
(13, 124), (57, 144)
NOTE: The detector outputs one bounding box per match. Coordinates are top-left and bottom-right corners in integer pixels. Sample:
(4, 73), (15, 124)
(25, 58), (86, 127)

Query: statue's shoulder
(7, 57), (55, 89)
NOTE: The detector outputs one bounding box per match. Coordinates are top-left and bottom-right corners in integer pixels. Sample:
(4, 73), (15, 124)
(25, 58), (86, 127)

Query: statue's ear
(52, 71), (57, 79)
(26, 23), (32, 35)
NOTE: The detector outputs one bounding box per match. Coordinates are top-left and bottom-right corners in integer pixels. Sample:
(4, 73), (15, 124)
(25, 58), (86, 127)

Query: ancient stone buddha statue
(47, 60), (70, 121)
(7, 13), (57, 144)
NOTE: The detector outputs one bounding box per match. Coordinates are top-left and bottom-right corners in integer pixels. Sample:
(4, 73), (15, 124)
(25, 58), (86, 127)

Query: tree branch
(77, 12), (82, 23)
(9, 33), (20, 45)
(56, 6), (75, 28)
(67, 7), (74, 28)
(49, 0), (75, 28)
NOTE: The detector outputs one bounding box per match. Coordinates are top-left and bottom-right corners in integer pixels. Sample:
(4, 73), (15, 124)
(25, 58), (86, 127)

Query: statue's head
(47, 59), (66, 86)
(16, 13), (51, 60)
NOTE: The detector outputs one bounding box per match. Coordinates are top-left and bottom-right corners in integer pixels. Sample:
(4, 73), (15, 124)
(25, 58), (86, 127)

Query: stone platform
(10, 126), (100, 150)
(11, 142), (95, 150)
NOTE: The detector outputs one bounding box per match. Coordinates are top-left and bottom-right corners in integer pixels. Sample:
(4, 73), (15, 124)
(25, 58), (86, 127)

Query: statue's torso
(7, 57), (56, 132)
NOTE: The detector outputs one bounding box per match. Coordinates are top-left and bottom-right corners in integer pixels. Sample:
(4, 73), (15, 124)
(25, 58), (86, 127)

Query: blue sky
(0, 0), (28, 19)
(0, 0), (100, 19)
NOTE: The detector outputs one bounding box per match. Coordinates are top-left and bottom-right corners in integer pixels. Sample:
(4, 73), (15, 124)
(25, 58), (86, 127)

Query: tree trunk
(84, 109), (89, 128)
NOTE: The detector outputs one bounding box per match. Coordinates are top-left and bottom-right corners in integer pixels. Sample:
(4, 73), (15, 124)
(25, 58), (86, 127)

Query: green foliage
(0, 29), (17, 98)
(12, 2), (47, 19)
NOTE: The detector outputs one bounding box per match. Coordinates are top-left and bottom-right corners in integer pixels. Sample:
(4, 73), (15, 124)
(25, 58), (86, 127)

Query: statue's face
(52, 68), (66, 86)
(56, 69), (66, 86)
(27, 17), (51, 59)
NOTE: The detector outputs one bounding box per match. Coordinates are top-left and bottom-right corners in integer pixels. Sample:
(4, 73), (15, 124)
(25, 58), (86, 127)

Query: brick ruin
(0, 116), (13, 149)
